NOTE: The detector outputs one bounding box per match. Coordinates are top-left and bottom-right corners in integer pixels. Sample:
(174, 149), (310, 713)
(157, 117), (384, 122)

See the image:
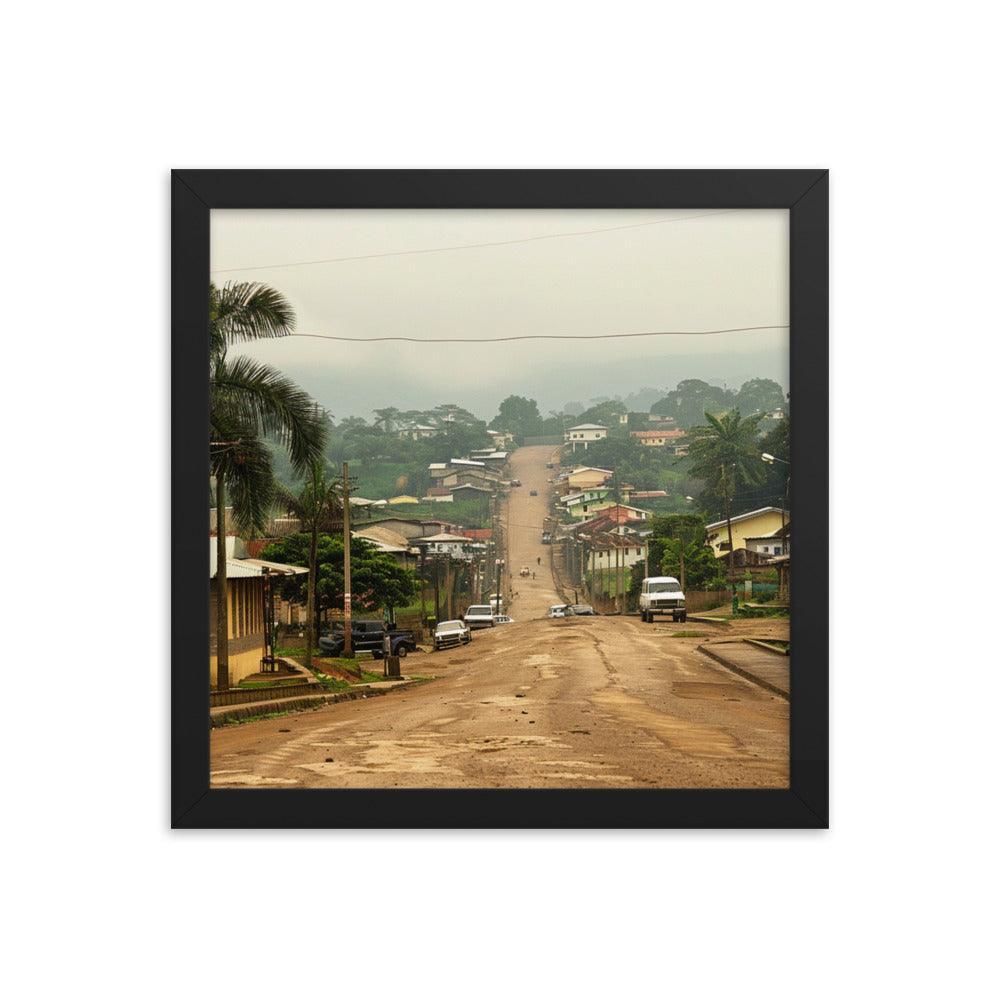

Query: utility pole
(722, 463), (736, 602)
(433, 556), (441, 622)
(342, 461), (352, 657)
(677, 530), (686, 592)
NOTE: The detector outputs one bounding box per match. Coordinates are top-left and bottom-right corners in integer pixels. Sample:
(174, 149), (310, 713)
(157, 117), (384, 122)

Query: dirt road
(211, 446), (789, 789)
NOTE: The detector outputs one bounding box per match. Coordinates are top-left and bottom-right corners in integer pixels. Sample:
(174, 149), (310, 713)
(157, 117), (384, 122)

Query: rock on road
(211, 446), (789, 789)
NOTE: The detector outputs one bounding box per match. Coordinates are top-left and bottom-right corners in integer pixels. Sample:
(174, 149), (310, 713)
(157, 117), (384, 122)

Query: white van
(639, 576), (687, 623)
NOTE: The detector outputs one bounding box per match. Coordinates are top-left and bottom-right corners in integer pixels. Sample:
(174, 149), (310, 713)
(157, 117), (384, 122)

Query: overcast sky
(210, 208), (789, 421)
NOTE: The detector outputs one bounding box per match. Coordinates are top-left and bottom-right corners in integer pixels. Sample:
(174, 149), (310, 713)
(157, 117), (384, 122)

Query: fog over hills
(212, 207), (789, 424)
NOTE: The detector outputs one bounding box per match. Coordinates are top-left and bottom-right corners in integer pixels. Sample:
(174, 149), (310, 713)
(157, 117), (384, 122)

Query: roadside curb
(745, 638), (789, 656)
(697, 643), (789, 699)
(210, 677), (427, 728)
(686, 615), (731, 627)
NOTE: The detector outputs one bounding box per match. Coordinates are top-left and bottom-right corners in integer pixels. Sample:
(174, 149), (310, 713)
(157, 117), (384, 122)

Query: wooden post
(214, 478), (229, 691)
(342, 461), (352, 657)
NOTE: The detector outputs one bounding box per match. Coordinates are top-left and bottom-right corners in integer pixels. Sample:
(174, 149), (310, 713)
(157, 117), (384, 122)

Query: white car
(463, 604), (497, 629)
(639, 576), (687, 622)
(547, 605), (568, 619)
(434, 619), (471, 650)
(494, 614), (514, 624)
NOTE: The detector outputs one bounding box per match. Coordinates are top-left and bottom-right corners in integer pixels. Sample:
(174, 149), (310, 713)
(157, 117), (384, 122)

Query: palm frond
(211, 356), (325, 473)
(210, 281), (296, 356)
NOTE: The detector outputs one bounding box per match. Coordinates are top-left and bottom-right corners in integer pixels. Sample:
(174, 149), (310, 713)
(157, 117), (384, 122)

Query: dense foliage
(261, 534), (419, 619)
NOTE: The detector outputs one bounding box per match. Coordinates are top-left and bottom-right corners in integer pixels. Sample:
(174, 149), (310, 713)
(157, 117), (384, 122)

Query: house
(352, 525), (419, 568)
(450, 483), (493, 499)
(414, 532), (476, 561)
(705, 507), (790, 557)
(428, 462), (450, 479)
(456, 527), (493, 542)
(486, 427), (514, 449)
(209, 537), (308, 688)
(647, 413), (677, 426)
(422, 486), (455, 503)
(564, 423), (608, 450)
(564, 494), (616, 520)
(620, 487), (668, 504)
(585, 538), (647, 575)
(745, 521), (790, 557)
(630, 429), (687, 448)
(579, 504), (651, 534)
(400, 424), (437, 440)
(565, 466), (614, 490)
(364, 517), (438, 541)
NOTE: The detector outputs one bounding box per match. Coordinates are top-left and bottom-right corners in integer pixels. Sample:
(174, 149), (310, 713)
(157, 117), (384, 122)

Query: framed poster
(173, 169), (828, 828)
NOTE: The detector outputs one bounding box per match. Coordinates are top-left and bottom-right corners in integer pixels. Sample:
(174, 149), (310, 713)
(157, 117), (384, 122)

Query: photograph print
(206, 204), (793, 792)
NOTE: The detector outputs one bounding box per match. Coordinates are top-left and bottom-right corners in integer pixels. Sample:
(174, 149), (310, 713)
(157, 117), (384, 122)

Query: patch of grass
(225, 710), (294, 726)
(671, 631), (709, 638)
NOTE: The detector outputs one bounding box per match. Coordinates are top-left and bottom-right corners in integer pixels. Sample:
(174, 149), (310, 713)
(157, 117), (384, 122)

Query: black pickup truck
(318, 620), (419, 658)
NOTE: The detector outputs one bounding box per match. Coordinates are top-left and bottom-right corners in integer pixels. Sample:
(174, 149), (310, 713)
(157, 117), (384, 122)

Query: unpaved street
(211, 446), (789, 789)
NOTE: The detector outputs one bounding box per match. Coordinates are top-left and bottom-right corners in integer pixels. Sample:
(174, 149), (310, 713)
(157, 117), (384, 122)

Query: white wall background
(3, 3), (994, 998)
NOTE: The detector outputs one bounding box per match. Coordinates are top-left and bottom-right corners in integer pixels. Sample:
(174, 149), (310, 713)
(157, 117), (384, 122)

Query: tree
(273, 462), (343, 667)
(491, 395), (542, 443)
(651, 379), (734, 429)
(735, 378), (786, 417)
(261, 534), (418, 624)
(687, 408), (766, 589)
(209, 281), (325, 689)
(645, 514), (726, 590)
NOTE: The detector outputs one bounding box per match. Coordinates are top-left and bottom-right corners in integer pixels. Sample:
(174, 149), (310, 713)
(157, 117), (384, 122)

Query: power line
(210, 209), (744, 274)
(289, 324), (788, 345)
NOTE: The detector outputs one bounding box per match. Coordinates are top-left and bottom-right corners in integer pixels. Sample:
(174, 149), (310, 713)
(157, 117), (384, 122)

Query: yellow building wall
(210, 646), (264, 688)
(708, 510), (787, 556)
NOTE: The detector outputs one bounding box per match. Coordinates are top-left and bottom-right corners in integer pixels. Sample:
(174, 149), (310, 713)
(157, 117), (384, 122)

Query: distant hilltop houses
(563, 423), (608, 451)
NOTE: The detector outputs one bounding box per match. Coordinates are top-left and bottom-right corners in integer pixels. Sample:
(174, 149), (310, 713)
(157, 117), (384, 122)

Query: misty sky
(210, 208), (789, 421)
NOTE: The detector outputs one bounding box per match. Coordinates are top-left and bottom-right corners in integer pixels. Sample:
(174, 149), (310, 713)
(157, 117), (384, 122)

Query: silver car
(434, 619), (471, 650)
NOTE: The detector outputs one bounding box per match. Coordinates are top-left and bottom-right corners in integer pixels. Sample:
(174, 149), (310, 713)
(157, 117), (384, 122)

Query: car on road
(570, 603), (596, 616)
(494, 614), (514, 624)
(541, 531), (552, 544)
(529, 489), (538, 496)
(548, 604), (576, 618)
(638, 576), (687, 622)
(510, 478), (522, 487)
(463, 604), (497, 629)
(319, 620), (419, 658)
(433, 619), (471, 650)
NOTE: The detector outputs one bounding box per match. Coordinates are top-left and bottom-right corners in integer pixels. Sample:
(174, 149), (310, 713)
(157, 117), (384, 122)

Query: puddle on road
(592, 688), (746, 759)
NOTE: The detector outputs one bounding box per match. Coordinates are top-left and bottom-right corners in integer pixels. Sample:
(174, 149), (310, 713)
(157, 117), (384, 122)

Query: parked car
(638, 576), (687, 622)
(463, 604), (496, 629)
(570, 604), (596, 616)
(547, 604), (568, 618)
(434, 619), (471, 650)
(494, 614), (514, 624)
(529, 489), (538, 496)
(510, 478), (522, 487)
(545, 462), (554, 469)
(319, 619), (419, 658)
(541, 531), (552, 544)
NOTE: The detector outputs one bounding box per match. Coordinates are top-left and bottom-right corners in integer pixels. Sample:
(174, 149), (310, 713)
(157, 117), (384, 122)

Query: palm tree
(274, 462), (343, 668)
(210, 281), (325, 689)
(687, 409), (765, 592)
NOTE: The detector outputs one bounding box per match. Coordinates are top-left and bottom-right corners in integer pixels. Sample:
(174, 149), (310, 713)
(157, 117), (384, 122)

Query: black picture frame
(173, 169), (828, 829)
